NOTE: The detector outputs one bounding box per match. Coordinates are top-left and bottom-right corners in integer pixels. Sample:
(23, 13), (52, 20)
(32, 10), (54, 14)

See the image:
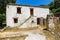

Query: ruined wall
(46, 14), (59, 31)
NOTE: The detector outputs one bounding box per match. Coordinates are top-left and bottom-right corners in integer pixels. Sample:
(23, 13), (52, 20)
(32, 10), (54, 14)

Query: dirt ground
(0, 25), (59, 40)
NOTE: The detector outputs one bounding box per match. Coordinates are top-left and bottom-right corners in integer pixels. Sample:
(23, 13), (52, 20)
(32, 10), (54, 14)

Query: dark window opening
(30, 8), (33, 16)
(14, 18), (18, 23)
(17, 7), (21, 14)
(37, 18), (40, 25)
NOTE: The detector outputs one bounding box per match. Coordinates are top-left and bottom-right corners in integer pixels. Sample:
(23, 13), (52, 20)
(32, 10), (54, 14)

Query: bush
(51, 7), (60, 13)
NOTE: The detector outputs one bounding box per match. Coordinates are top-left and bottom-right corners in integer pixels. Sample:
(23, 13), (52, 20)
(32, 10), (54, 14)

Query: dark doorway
(30, 8), (33, 16)
(37, 18), (40, 25)
(43, 19), (45, 25)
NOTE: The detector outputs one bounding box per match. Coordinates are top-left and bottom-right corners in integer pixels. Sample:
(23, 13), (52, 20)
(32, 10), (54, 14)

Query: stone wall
(46, 14), (59, 31)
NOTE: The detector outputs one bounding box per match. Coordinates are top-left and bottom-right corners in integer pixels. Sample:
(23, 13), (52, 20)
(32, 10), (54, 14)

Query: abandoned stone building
(6, 4), (49, 28)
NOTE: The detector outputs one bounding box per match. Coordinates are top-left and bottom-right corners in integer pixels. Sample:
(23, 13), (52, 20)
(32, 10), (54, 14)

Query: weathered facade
(6, 4), (49, 28)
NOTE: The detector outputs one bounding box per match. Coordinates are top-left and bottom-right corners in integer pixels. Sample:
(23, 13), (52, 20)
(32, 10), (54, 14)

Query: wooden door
(30, 8), (33, 16)
(37, 18), (40, 25)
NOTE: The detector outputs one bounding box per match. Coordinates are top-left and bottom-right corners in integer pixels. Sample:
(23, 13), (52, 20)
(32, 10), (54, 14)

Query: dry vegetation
(0, 35), (27, 40)
(3, 26), (39, 32)
(0, 25), (60, 40)
(44, 24), (60, 40)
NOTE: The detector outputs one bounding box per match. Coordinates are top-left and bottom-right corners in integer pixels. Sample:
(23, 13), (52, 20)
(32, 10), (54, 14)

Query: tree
(54, 0), (60, 9)
(0, 0), (16, 28)
(49, 0), (60, 13)
(0, 0), (16, 14)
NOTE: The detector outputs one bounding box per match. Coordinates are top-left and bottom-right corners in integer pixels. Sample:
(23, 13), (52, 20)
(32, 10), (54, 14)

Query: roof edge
(7, 3), (49, 8)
